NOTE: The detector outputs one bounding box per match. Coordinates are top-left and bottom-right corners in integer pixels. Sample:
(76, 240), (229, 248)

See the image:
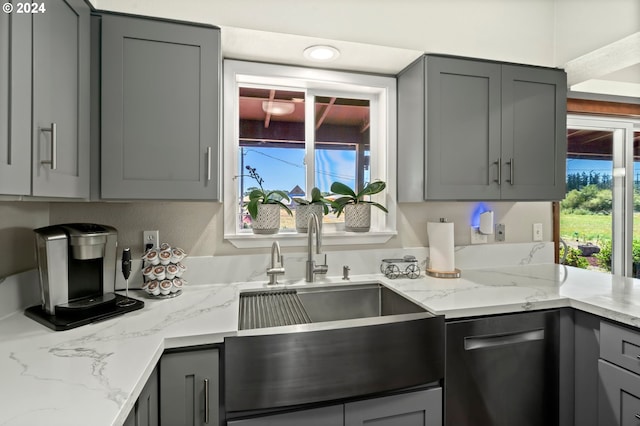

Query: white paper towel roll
(427, 221), (455, 272)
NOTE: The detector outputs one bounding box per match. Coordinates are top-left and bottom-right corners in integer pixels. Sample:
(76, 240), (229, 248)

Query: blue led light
(471, 203), (490, 227)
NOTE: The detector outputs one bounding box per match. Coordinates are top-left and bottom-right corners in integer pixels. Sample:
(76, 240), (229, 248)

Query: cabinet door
(101, 15), (220, 200)
(599, 359), (640, 426)
(31, 0), (90, 198)
(124, 367), (159, 426)
(0, 3), (31, 195)
(425, 56), (501, 200)
(160, 348), (219, 426)
(345, 388), (442, 426)
(227, 405), (343, 426)
(500, 65), (566, 200)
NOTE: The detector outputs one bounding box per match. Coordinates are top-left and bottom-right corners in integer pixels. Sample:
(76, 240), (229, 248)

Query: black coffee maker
(26, 223), (143, 330)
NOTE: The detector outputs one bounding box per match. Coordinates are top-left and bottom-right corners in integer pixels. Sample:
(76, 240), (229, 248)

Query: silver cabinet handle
(506, 158), (514, 185)
(41, 122), (57, 170)
(635, 413), (640, 420)
(206, 147), (212, 181)
(493, 158), (501, 185)
(464, 329), (544, 350)
(204, 378), (210, 424)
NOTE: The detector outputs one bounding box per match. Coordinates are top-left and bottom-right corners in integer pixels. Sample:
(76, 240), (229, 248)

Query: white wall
(0, 202), (49, 278)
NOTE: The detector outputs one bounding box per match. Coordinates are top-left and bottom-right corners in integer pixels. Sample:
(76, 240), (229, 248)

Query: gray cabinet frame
(124, 367), (159, 426)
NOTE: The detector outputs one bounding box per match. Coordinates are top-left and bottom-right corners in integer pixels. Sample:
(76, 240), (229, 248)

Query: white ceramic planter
(344, 203), (371, 232)
(295, 204), (324, 233)
(251, 204), (281, 234)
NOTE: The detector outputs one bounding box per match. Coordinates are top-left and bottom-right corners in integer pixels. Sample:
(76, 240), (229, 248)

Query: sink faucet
(266, 241), (285, 285)
(306, 213), (328, 282)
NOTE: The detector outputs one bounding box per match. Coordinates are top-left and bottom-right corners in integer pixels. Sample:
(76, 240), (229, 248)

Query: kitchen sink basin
(237, 282), (427, 329)
(225, 282), (444, 414)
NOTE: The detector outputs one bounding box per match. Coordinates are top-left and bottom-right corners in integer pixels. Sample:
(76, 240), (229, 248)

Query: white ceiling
(91, 0), (640, 99)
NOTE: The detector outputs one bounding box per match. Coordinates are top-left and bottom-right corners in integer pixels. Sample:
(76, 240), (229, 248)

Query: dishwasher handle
(464, 329), (545, 350)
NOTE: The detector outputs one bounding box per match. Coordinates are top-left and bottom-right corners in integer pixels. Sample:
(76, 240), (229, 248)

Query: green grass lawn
(560, 212), (640, 244)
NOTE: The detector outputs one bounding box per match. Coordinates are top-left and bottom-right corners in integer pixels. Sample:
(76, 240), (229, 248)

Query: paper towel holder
(426, 217), (461, 278)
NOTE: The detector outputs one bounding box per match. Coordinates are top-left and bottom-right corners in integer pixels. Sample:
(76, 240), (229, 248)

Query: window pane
(314, 96), (370, 224)
(561, 128), (613, 273)
(238, 87), (305, 232)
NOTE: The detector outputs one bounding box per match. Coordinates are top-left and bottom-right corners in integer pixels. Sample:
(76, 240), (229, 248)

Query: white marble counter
(4, 263), (640, 425)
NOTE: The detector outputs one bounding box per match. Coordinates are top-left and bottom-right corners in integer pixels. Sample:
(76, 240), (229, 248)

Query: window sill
(225, 230), (397, 248)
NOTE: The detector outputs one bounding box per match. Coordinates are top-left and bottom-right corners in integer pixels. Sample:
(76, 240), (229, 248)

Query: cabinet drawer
(601, 321), (640, 375)
(599, 359), (640, 426)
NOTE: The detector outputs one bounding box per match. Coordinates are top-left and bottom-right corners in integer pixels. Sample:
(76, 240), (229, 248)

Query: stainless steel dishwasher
(445, 310), (561, 426)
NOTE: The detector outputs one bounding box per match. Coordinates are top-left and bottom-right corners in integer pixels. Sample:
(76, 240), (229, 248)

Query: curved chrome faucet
(266, 241), (285, 285)
(306, 213), (328, 282)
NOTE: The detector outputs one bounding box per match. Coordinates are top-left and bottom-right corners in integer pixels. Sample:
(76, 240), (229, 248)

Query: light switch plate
(533, 223), (543, 241)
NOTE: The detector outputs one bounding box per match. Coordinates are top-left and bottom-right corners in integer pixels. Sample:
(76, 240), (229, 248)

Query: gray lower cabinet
(397, 54), (566, 202)
(1, 0), (89, 197)
(99, 14), (220, 200)
(344, 388), (442, 426)
(227, 388), (442, 426)
(160, 348), (219, 426)
(124, 367), (159, 426)
(598, 320), (640, 425)
(227, 405), (343, 426)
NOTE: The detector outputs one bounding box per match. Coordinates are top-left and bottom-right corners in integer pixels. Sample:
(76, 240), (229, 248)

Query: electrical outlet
(470, 226), (488, 244)
(533, 223), (543, 241)
(495, 224), (506, 242)
(143, 230), (159, 250)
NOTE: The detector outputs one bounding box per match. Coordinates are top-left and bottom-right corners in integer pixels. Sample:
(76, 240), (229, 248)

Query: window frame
(223, 60), (397, 248)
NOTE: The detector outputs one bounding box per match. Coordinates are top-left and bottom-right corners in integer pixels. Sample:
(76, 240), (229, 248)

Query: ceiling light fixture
(262, 100), (295, 116)
(303, 45), (340, 62)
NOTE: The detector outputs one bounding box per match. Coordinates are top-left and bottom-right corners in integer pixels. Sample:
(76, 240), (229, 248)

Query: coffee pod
(166, 264), (178, 279)
(159, 242), (171, 251)
(153, 265), (166, 280)
(170, 248), (185, 263)
(160, 279), (172, 295)
(147, 280), (160, 296)
(141, 279), (150, 291)
(176, 262), (187, 276)
(159, 250), (172, 265)
(171, 278), (183, 293)
(143, 265), (155, 280)
(144, 249), (160, 266)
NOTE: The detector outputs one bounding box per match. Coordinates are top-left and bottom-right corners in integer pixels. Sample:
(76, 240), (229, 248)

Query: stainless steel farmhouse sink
(224, 282), (445, 414)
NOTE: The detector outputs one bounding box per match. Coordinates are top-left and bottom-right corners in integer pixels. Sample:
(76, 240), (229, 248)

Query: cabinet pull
(204, 378), (210, 424)
(40, 123), (57, 170)
(464, 329), (544, 350)
(506, 158), (514, 185)
(206, 147), (212, 181)
(493, 158), (501, 185)
(635, 413), (640, 420)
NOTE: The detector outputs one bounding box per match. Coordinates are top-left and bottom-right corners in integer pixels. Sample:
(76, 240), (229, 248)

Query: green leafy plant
(244, 166), (292, 220)
(292, 187), (330, 215)
(330, 180), (388, 218)
(559, 245), (589, 269)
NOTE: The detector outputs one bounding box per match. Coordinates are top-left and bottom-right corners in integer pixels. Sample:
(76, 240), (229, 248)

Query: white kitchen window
(223, 60), (397, 248)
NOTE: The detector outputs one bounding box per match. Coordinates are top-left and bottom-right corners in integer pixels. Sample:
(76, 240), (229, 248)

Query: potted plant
(330, 180), (388, 232)
(244, 166), (292, 234)
(292, 187), (330, 233)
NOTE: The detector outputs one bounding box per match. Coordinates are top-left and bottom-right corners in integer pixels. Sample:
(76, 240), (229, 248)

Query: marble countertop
(4, 263), (640, 425)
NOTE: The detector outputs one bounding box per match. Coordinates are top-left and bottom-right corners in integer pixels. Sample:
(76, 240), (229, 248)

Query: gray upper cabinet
(0, 3), (31, 195)
(1, 0), (89, 197)
(31, 0), (90, 198)
(100, 14), (220, 200)
(397, 55), (566, 202)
